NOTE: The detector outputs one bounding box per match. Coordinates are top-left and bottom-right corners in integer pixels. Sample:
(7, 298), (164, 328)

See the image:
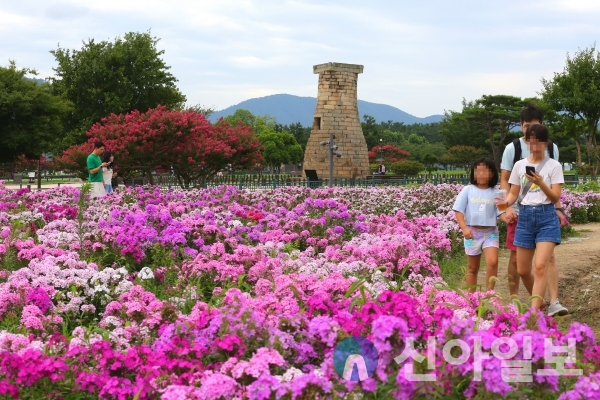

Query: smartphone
(525, 166), (536, 176)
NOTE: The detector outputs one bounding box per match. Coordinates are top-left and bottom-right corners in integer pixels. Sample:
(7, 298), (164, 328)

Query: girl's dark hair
(103, 151), (113, 169)
(525, 124), (549, 142)
(469, 157), (498, 187)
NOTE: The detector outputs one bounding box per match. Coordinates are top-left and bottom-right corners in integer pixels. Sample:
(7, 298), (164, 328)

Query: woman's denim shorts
(513, 203), (561, 248)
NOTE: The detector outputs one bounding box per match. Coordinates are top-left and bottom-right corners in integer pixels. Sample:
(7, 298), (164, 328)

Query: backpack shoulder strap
(548, 140), (555, 159)
(512, 138), (522, 167)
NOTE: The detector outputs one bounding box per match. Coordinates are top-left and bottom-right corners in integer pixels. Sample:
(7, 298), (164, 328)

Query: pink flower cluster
(0, 182), (597, 399)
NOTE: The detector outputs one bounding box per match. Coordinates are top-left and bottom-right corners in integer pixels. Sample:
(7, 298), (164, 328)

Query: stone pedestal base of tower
(303, 62), (370, 180)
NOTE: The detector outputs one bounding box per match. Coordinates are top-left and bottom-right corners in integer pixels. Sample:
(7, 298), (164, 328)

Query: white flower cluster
(138, 267), (154, 280)
(274, 367), (304, 382)
(90, 267), (133, 305)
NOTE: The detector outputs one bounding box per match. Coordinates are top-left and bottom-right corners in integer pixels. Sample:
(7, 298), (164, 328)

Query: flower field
(0, 182), (600, 399)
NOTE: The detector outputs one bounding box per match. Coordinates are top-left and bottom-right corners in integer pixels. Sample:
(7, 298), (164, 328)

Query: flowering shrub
(56, 106), (263, 186)
(0, 182), (598, 399)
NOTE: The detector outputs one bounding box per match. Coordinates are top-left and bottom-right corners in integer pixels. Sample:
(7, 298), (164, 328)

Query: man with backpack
(500, 104), (569, 316)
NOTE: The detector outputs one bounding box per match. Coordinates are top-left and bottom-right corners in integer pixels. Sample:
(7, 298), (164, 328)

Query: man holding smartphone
(500, 105), (568, 316)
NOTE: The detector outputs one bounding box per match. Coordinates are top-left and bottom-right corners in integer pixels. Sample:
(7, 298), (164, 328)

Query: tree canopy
(57, 106), (262, 187)
(440, 145), (489, 172)
(542, 44), (600, 173)
(368, 144), (410, 165)
(0, 61), (71, 163)
(221, 109), (303, 169)
(50, 31), (186, 149)
(441, 95), (525, 168)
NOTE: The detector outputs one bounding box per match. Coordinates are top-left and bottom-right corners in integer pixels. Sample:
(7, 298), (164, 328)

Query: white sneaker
(547, 300), (569, 317)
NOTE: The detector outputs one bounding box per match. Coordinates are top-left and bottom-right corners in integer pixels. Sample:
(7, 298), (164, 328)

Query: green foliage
(186, 103), (216, 117)
(50, 31), (186, 149)
(422, 153), (438, 173)
(361, 115), (445, 149)
(577, 164), (595, 176)
(589, 198), (600, 222)
(223, 109), (260, 128)
(76, 183), (92, 255)
(404, 141), (447, 163)
(440, 109), (489, 150)
(223, 109), (303, 168)
(542, 44), (600, 173)
(377, 128), (446, 164)
(440, 145), (489, 172)
(258, 131), (303, 168)
(390, 160), (425, 175)
(0, 61), (72, 162)
(438, 252), (466, 288)
(541, 106), (583, 165)
(442, 95), (525, 168)
(574, 180), (600, 192)
(569, 207), (589, 224)
(276, 122), (310, 150)
(0, 220), (29, 273)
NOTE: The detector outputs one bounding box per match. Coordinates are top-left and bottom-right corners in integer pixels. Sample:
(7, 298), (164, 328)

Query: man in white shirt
(500, 105), (568, 316)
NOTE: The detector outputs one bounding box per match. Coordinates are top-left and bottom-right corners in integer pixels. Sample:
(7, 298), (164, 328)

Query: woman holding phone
(498, 124), (564, 312)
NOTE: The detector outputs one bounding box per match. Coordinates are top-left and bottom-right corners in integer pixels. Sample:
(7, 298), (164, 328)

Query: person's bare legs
(507, 250), (519, 296)
(546, 253), (559, 303)
(465, 254), (481, 293)
(531, 242), (556, 309)
(517, 247), (535, 297)
(482, 246), (498, 291)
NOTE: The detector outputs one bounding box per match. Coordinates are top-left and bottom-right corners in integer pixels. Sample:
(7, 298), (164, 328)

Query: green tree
(440, 110), (488, 150)
(440, 145), (489, 172)
(222, 109), (303, 171)
(50, 31), (186, 148)
(390, 160), (424, 175)
(187, 104), (216, 117)
(361, 115), (381, 148)
(276, 122), (310, 150)
(223, 109), (258, 128)
(541, 45), (600, 173)
(422, 153), (438, 173)
(0, 61), (72, 163)
(401, 140), (446, 163)
(378, 121), (444, 143)
(57, 106), (262, 187)
(442, 95), (524, 168)
(258, 131), (303, 171)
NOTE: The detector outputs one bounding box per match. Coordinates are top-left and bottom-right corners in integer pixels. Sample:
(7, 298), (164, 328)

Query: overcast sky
(2, 0), (599, 118)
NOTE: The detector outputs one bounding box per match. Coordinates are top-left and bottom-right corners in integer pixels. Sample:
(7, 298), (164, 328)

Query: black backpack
(512, 138), (555, 166)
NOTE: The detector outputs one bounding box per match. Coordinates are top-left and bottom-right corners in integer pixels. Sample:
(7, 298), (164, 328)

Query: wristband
(555, 207), (565, 213)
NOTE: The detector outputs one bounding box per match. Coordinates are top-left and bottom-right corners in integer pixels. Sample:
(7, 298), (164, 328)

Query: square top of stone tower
(313, 62), (364, 74)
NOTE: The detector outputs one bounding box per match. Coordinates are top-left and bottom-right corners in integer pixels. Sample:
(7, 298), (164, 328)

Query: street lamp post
(320, 133), (342, 187)
(376, 138), (385, 175)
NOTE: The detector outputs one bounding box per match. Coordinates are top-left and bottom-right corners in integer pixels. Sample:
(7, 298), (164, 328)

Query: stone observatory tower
(303, 62), (370, 179)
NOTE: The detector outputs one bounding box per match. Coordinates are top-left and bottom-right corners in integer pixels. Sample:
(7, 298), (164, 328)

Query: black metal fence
(11, 172), (593, 191)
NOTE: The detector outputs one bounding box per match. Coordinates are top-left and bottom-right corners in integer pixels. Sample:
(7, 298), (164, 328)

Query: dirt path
(477, 223), (600, 336)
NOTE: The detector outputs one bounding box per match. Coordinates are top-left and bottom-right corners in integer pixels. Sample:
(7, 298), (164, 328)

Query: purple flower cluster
(0, 182), (597, 399)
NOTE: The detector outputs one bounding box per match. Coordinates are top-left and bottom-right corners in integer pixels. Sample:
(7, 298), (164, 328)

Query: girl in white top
(102, 151), (114, 194)
(499, 124), (564, 312)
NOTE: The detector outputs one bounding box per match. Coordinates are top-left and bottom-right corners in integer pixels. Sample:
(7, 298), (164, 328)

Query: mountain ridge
(208, 94), (444, 126)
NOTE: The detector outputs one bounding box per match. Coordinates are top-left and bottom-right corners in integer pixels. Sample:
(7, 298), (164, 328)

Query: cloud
(45, 2), (89, 20)
(2, 0), (600, 117)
